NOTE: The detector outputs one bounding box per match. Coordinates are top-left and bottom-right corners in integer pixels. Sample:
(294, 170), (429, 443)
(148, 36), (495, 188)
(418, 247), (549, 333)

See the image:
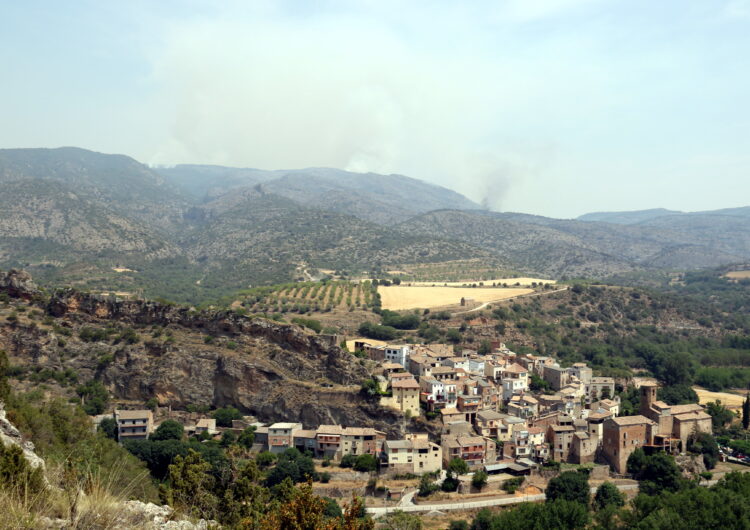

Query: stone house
(381, 377), (420, 417)
(547, 424), (576, 462)
(115, 409), (154, 441)
(542, 365), (570, 391)
(601, 415), (655, 474)
(316, 425), (342, 458)
(381, 434), (442, 475)
(195, 418), (217, 436)
(339, 427), (385, 457)
(268, 422), (303, 454)
(442, 435), (496, 468)
(586, 377), (616, 401)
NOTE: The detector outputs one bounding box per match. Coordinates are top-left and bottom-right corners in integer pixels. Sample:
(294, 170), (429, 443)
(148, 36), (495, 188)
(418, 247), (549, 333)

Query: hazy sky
(2, 0), (749, 218)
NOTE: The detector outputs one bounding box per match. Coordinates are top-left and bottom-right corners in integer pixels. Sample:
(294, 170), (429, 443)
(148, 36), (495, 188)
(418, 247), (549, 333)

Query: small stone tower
(640, 383), (657, 416)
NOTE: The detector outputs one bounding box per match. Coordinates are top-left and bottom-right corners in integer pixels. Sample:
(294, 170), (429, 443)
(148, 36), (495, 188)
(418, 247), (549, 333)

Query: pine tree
(743, 393), (750, 431)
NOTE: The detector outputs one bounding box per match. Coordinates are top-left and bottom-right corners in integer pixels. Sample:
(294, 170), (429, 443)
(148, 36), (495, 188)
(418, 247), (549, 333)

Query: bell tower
(640, 383), (657, 416)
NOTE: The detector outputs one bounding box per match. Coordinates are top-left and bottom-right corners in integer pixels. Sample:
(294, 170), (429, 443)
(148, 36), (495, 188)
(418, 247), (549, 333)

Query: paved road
(367, 482), (640, 515)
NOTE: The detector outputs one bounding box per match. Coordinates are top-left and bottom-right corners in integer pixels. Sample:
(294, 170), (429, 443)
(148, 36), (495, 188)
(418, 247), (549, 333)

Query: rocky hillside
(1, 147), (749, 302)
(0, 270), (404, 436)
(402, 209), (750, 278)
(157, 164), (481, 224)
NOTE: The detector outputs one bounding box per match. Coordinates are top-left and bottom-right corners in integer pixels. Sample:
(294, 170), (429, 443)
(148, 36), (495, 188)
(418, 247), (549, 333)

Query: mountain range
(1, 146), (748, 302)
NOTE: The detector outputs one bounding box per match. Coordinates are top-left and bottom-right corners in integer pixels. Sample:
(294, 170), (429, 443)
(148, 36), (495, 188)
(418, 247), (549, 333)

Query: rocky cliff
(1, 270), (404, 436)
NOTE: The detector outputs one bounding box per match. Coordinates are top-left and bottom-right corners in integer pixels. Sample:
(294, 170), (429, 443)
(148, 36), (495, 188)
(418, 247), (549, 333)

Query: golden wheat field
(408, 277), (555, 287)
(378, 286), (533, 310)
(725, 270), (750, 279)
(694, 387), (746, 412)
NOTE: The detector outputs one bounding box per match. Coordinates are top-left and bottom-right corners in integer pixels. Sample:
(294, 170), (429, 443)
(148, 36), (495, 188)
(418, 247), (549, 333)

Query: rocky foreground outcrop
(1, 270), (404, 436)
(0, 268), (39, 299)
(0, 400), (45, 471)
(1, 399), (211, 529)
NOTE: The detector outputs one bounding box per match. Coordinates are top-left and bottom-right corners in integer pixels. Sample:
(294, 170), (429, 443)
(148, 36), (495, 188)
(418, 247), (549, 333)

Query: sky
(1, 0), (749, 218)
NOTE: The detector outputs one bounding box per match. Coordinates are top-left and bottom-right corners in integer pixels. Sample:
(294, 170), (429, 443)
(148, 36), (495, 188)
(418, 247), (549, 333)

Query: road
(367, 482), (640, 515)
(451, 287), (569, 316)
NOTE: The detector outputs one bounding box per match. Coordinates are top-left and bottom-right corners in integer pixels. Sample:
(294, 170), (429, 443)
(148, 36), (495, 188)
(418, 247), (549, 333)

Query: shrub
(98, 417), (118, 440)
(75, 380), (109, 415)
(212, 407), (242, 427)
(340, 454), (357, 468)
(353, 454), (377, 472)
(502, 477), (524, 493)
(150, 420), (184, 441)
(593, 482), (625, 510)
(472, 470), (488, 489)
(545, 471), (590, 505)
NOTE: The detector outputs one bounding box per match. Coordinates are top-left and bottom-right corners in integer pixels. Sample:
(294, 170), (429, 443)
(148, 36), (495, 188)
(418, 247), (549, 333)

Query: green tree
(626, 447), (647, 475)
(470, 500), (589, 529)
(218, 459), (270, 526)
(687, 432), (720, 470)
(97, 416), (117, 440)
(323, 496), (342, 518)
(637, 452), (685, 495)
(212, 406), (242, 427)
(743, 394), (750, 430)
(220, 430), (237, 447)
(353, 453), (378, 472)
(706, 400), (734, 430)
(255, 450), (277, 468)
(658, 384), (699, 405)
(340, 453), (357, 468)
(418, 474), (438, 497)
(448, 521), (469, 530)
(448, 457), (469, 476)
(360, 378), (380, 398)
(150, 419), (184, 441)
(0, 440), (45, 497)
(545, 470), (590, 505)
(265, 447), (317, 487)
(75, 379), (110, 415)
(593, 482), (625, 510)
(472, 470), (488, 489)
(237, 426), (256, 449)
(165, 449), (218, 519)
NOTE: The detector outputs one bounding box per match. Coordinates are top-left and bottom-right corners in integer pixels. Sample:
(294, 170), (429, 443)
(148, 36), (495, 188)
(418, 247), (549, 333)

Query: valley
(2, 147), (749, 305)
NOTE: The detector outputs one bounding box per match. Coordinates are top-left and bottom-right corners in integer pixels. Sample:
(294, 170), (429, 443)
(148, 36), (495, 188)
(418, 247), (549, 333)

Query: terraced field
(234, 280), (374, 314)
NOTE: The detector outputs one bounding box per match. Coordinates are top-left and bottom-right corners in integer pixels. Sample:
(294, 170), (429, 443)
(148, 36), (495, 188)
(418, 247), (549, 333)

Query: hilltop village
(109, 339), (714, 491)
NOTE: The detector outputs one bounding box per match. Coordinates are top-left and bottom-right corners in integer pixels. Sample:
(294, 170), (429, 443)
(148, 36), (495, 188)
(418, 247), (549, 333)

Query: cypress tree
(743, 393), (750, 431)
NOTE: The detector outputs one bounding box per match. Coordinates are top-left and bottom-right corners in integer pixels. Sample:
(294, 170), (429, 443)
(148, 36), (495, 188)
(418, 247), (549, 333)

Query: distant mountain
(0, 147), (188, 232)
(403, 209), (750, 278)
(0, 147), (748, 301)
(157, 164), (481, 224)
(577, 206), (750, 225)
(0, 148), (490, 300)
(577, 208), (683, 224)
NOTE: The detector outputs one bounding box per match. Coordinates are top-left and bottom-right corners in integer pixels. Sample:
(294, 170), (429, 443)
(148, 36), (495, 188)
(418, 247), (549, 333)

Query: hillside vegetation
(1, 147), (749, 304)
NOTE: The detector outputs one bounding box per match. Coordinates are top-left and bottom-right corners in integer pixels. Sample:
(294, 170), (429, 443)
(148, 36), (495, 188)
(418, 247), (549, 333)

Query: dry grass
(694, 387), (746, 412)
(409, 277), (555, 287)
(725, 270), (750, 279)
(378, 286), (533, 310)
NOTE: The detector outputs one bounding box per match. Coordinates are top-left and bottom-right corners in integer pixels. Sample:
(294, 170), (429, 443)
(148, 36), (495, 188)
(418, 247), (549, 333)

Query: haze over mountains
(1, 147), (748, 302)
